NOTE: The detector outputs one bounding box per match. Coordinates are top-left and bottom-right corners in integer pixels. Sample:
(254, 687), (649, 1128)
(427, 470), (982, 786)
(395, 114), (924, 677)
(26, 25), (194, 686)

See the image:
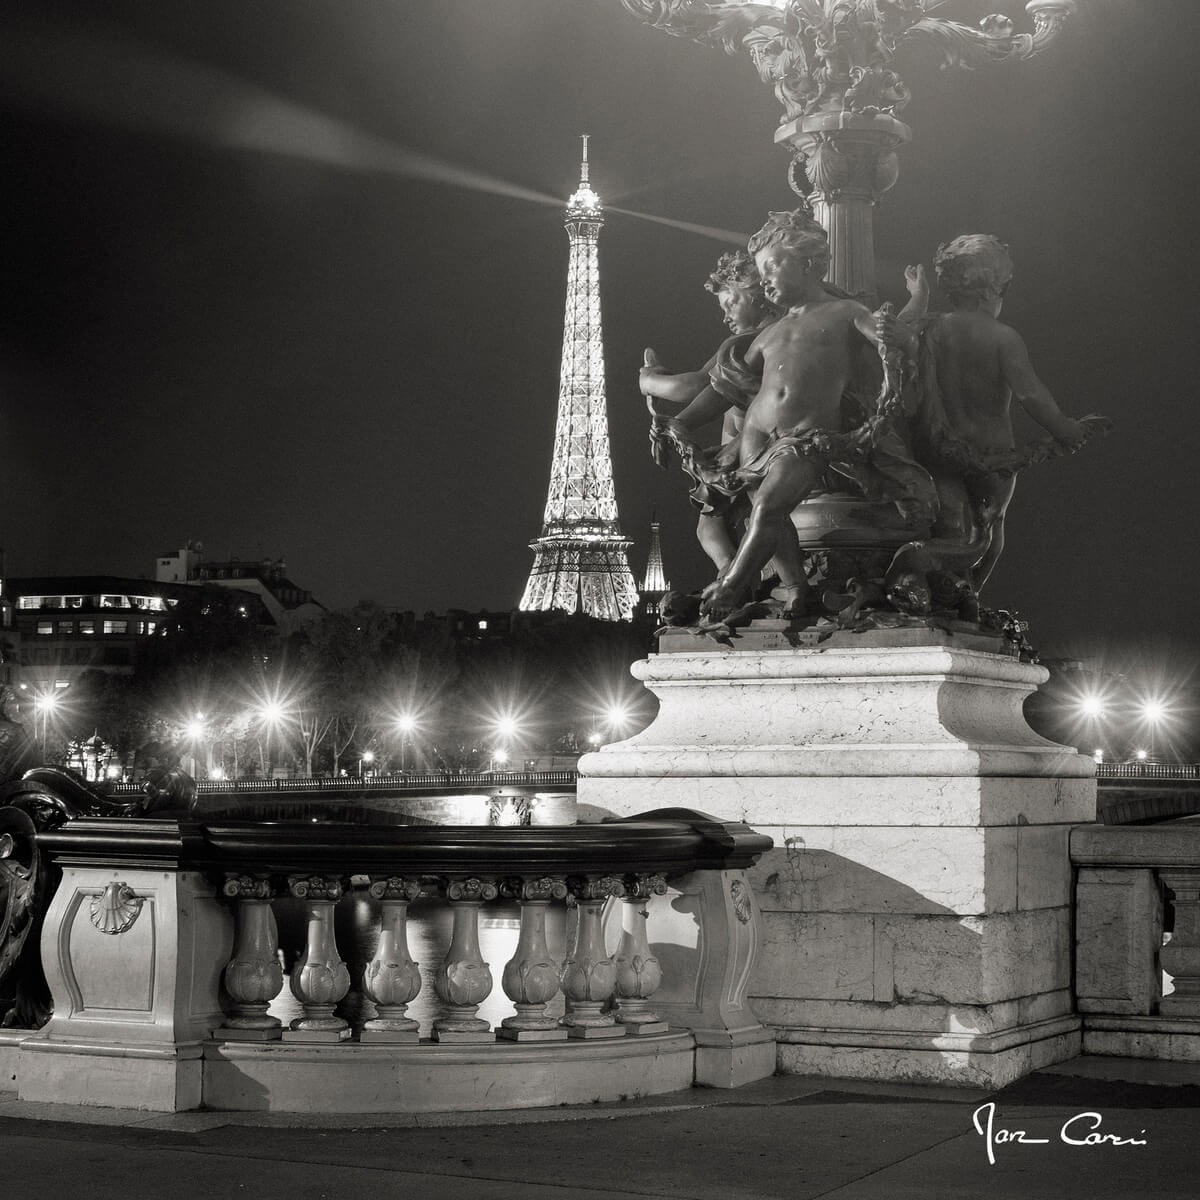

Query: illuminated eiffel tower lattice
(519, 136), (639, 622)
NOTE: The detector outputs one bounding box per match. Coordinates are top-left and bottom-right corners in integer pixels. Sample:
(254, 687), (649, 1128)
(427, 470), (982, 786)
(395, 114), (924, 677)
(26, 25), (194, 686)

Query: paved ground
(2, 1056), (1198, 1200)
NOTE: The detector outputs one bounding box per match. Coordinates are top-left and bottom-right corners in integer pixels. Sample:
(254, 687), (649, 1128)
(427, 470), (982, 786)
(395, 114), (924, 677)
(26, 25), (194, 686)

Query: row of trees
(38, 603), (658, 779)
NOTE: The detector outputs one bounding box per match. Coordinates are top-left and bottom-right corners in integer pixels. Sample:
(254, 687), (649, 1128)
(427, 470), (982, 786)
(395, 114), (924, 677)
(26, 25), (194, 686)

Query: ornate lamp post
(620, 1), (1076, 295)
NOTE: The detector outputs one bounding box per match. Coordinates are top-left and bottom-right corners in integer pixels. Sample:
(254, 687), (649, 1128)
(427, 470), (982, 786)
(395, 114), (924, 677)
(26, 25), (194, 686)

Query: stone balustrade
(1071, 823), (1200, 1062)
(2, 809), (775, 1112)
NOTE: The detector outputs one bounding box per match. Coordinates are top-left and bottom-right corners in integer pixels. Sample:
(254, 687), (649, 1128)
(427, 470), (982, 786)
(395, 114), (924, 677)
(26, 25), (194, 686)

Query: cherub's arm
(1000, 328), (1085, 448)
(854, 303), (917, 359)
(896, 264), (929, 323)
(672, 383), (733, 431)
(639, 347), (718, 406)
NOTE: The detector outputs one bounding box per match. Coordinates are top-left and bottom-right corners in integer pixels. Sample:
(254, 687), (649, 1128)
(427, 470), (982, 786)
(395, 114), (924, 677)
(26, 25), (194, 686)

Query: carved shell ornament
(90, 881), (143, 935)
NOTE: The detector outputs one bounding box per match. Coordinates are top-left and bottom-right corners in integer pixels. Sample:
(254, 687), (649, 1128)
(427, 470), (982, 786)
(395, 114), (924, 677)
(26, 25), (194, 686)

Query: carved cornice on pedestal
(287, 875), (345, 903)
(367, 876), (423, 902)
(501, 875), (569, 903)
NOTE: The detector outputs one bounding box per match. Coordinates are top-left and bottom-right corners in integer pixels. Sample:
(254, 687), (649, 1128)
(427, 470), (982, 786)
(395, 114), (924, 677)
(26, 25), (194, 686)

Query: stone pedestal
(19, 864), (232, 1110)
(579, 631), (1096, 1088)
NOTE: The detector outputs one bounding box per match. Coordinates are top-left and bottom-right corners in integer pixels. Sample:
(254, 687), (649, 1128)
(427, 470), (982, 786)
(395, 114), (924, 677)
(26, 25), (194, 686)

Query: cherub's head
(704, 251), (781, 334)
(934, 235), (1013, 311)
(747, 210), (831, 307)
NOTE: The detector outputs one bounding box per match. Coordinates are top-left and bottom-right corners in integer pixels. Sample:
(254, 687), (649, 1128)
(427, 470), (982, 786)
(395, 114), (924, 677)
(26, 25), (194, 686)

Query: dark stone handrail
(33, 809), (773, 878)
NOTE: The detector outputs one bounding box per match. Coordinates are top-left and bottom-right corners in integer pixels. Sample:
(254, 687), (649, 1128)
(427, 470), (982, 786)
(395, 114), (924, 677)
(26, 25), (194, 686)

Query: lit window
(58, 621), (73, 634)
(80, 621), (95, 635)
(146, 621), (156, 634)
(103, 620), (128, 635)
(18, 597), (41, 610)
(36, 621), (52, 635)
(54, 679), (68, 689)
(478, 619), (488, 630)
(67, 596), (83, 609)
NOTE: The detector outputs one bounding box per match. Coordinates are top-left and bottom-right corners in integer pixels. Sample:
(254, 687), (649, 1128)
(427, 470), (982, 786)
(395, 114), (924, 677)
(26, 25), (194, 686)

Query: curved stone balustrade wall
(2, 811), (775, 1113)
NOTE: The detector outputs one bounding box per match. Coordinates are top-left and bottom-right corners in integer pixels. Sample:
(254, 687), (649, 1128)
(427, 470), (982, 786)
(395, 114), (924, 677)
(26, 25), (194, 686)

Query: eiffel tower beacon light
(518, 136), (640, 622)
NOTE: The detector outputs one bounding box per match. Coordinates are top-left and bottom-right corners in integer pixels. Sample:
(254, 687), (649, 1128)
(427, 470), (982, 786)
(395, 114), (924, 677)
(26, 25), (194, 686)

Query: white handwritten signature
(972, 1102), (1148, 1166)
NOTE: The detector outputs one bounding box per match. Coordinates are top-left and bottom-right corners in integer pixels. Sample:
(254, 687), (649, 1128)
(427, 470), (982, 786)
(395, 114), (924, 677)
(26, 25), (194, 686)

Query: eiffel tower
(518, 136), (639, 622)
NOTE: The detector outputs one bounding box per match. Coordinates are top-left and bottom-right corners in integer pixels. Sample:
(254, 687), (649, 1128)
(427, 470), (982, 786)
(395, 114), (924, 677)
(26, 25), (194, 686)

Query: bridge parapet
(1071, 823), (1200, 1062)
(2, 810), (774, 1112)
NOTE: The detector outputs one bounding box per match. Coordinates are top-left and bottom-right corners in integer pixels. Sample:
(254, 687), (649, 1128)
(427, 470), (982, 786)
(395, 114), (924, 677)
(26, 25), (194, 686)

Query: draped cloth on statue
(699, 334), (937, 524)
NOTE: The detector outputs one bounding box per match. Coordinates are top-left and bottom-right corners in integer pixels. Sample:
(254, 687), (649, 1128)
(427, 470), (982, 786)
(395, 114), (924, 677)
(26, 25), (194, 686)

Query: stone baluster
(218, 874), (284, 1041)
(361, 876), (423, 1043)
(560, 875), (626, 1039)
(432, 877), (497, 1042)
(498, 876), (569, 1042)
(612, 874), (669, 1035)
(1160, 869), (1200, 1017)
(283, 874), (351, 1042)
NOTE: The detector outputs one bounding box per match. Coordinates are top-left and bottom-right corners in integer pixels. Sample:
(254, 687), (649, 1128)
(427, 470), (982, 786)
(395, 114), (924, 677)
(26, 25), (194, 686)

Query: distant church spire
(518, 138), (639, 622)
(639, 518), (670, 618)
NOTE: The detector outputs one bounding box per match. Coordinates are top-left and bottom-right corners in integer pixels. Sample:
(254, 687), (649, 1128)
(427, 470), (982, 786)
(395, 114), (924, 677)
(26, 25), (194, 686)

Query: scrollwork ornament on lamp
(620, 2), (1077, 125)
(620, 1), (1078, 294)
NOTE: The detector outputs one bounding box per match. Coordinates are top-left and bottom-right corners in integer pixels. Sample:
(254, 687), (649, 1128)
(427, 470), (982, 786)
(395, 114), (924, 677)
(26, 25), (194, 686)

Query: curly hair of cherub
(934, 234), (1013, 303)
(704, 251), (778, 314)
(746, 209), (831, 278)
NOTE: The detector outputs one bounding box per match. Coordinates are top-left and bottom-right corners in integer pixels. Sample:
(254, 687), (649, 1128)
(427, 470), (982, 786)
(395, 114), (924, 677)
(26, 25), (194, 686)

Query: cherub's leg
(973, 516), (1005, 591)
(767, 522), (808, 617)
(702, 455), (821, 618)
(971, 476), (1017, 591)
(696, 512), (736, 574)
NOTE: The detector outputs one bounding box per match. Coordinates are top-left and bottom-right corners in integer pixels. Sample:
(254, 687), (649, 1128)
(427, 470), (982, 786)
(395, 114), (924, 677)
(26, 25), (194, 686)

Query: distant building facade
(5, 575), (262, 691)
(155, 541), (325, 631)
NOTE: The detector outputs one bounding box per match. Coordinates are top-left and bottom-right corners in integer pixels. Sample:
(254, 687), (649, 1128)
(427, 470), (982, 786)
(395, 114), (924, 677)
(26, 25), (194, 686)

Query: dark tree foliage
(50, 601), (659, 777)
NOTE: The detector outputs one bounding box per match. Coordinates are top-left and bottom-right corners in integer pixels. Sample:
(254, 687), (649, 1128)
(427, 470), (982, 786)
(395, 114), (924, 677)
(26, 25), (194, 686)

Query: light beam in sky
(3, 25), (748, 246)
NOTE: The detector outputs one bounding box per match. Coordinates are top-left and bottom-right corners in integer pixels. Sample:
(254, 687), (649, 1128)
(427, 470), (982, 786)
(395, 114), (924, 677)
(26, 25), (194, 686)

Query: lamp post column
(776, 111), (910, 301)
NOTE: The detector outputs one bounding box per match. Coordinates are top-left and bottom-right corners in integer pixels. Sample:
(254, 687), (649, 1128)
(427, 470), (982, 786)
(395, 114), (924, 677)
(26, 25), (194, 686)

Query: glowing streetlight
(1079, 695), (1105, 719)
(494, 716), (519, 741)
(34, 693), (59, 759)
(492, 746), (510, 771)
(395, 712), (418, 772)
(181, 712), (208, 778)
(360, 749), (375, 778)
(1139, 696), (1170, 759)
(255, 696), (290, 779)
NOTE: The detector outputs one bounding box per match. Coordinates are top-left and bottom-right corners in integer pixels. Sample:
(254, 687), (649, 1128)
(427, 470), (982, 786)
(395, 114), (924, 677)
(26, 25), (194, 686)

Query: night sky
(2, 1), (1197, 676)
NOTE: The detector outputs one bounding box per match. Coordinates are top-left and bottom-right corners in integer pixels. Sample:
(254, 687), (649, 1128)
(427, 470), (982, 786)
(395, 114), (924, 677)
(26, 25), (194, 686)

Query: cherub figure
(641, 251), (811, 612)
(698, 209), (936, 620)
(889, 234), (1107, 592)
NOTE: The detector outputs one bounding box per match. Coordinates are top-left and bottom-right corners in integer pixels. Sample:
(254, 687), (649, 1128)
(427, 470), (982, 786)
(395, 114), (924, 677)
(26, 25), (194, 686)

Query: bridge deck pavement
(1, 1056), (1197, 1199)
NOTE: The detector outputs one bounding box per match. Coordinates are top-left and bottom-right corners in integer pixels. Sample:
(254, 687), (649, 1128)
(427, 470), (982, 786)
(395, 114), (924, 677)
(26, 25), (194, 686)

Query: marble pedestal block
(19, 865), (232, 1111)
(579, 631), (1097, 1088)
